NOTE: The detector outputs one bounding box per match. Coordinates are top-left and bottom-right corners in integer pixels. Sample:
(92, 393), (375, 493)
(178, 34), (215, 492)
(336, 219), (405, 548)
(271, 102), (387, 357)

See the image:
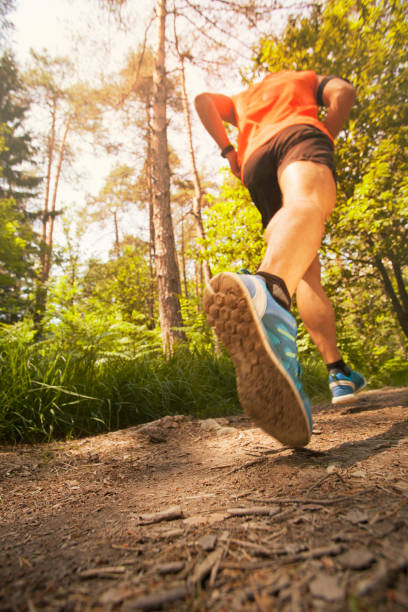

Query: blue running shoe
(329, 369), (366, 404)
(203, 272), (312, 447)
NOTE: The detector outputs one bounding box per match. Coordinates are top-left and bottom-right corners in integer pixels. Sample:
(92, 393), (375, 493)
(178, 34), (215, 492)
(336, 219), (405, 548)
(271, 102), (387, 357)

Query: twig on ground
(230, 538), (272, 557)
(220, 543), (344, 570)
(227, 505), (280, 517)
(155, 561), (185, 575)
(209, 538), (229, 586)
(138, 506), (184, 525)
(247, 489), (375, 507)
(122, 585), (189, 611)
(305, 473), (335, 497)
(188, 548), (224, 586)
(78, 566), (126, 579)
(250, 575), (271, 612)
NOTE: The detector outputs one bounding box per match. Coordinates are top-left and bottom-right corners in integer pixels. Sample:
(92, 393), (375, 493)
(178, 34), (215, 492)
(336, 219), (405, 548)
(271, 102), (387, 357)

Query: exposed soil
(1, 387), (408, 612)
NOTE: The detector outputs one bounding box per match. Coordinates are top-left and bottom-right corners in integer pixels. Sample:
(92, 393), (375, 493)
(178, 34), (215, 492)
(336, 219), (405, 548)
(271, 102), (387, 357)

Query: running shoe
(203, 272), (312, 447)
(329, 369), (366, 404)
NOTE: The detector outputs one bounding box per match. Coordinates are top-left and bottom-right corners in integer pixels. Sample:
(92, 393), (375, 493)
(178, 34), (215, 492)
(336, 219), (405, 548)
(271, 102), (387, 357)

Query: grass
(1, 323), (406, 444)
(0, 327), (239, 442)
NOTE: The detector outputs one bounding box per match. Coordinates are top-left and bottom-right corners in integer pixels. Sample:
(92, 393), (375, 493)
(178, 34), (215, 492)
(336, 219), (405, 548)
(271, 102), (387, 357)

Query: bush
(0, 321), (239, 443)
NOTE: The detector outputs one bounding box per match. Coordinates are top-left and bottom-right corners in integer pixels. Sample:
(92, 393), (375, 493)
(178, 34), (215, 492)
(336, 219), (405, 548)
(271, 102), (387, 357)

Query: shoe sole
(204, 272), (311, 448)
(332, 380), (367, 405)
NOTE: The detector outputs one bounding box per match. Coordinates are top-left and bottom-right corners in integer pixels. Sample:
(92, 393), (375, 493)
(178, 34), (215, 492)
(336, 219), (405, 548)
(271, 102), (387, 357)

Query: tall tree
(172, 13), (211, 288)
(0, 52), (40, 322)
(0, 52), (40, 202)
(152, 0), (185, 352)
(111, 47), (182, 332)
(25, 50), (102, 327)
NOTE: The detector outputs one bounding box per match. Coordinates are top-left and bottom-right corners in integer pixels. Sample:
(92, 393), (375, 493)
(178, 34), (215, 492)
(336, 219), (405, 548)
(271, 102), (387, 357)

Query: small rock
(326, 464), (340, 474)
(344, 509), (369, 524)
(338, 547), (375, 569)
(137, 424), (167, 443)
(350, 470), (366, 478)
(160, 415), (181, 429)
(309, 574), (345, 601)
(216, 426), (236, 435)
(197, 534), (217, 551)
(200, 419), (222, 431)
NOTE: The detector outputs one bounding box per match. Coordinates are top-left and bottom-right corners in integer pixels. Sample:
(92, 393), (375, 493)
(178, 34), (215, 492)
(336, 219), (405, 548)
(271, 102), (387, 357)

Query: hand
(226, 149), (241, 179)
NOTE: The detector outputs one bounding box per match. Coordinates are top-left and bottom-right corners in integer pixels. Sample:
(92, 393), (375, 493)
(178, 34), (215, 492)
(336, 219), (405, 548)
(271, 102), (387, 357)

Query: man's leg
(296, 255), (366, 402)
(204, 161), (335, 447)
(258, 160), (336, 296)
(296, 255), (341, 364)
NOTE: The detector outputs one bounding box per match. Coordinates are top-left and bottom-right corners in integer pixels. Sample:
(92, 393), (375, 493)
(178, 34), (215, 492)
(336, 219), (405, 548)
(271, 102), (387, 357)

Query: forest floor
(1, 386), (408, 612)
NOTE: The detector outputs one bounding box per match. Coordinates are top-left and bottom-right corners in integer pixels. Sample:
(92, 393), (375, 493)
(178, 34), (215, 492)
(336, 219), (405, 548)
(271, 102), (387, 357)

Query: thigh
(278, 160), (337, 220)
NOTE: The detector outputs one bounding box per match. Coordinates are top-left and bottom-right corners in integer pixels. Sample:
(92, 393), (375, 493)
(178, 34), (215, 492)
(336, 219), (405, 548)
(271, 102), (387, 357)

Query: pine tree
(0, 52), (41, 322)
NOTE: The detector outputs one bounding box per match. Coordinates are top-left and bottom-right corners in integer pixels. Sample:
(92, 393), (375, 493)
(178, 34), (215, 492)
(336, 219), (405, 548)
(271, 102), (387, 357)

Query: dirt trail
(1, 387), (408, 611)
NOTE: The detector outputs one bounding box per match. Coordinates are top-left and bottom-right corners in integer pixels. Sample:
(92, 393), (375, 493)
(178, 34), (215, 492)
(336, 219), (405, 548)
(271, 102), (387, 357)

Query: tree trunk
(43, 115), (72, 282)
(113, 209), (120, 256)
(391, 256), (408, 315)
(173, 21), (211, 288)
(375, 256), (408, 339)
(34, 97), (57, 331)
(145, 101), (156, 330)
(152, 0), (185, 353)
(180, 214), (188, 297)
(41, 97), (56, 250)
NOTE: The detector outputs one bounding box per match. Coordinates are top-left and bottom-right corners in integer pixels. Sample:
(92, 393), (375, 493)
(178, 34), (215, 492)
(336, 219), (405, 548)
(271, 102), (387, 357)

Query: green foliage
(81, 236), (155, 325)
(179, 294), (214, 350)
(1, 312), (362, 444)
(0, 319), (239, 443)
(0, 197), (37, 321)
(0, 52), (41, 201)
(0, 52), (41, 321)
(201, 172), (265, 274)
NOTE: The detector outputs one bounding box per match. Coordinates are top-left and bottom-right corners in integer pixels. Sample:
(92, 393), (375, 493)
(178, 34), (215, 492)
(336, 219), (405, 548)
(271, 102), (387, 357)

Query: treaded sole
(203, 272), (311, 448)
(331, 385), (367, 405)
(332, 394), (357, 405)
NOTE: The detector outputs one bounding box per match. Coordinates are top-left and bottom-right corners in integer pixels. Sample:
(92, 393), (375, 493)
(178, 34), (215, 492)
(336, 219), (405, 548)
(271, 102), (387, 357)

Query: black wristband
(221, 144), (234, 157)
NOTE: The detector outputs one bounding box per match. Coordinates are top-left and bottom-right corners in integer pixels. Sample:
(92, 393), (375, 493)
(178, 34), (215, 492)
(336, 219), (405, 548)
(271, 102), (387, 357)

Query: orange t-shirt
(231, 70), (333, 176)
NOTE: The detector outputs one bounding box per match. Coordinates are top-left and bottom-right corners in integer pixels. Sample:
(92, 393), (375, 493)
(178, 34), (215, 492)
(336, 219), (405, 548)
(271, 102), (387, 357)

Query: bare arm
(316, 75), (357, 139)
(194, 92), (241, 178)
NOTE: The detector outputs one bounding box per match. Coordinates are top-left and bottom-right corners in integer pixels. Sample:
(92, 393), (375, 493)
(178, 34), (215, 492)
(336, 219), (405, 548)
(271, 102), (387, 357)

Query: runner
(194, 70), (366, 447)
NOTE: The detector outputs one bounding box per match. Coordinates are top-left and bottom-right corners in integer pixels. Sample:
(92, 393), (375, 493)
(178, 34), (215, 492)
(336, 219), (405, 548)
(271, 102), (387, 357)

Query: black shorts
(243, 124), (336, 228)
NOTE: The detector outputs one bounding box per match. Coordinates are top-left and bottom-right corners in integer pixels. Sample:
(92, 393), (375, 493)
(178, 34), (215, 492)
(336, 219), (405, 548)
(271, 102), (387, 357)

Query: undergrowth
(0, 322), (406, 444)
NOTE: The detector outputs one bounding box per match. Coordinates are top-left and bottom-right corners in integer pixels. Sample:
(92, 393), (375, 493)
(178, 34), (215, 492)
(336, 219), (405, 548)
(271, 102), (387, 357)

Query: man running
(194, 70), (366, 448)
